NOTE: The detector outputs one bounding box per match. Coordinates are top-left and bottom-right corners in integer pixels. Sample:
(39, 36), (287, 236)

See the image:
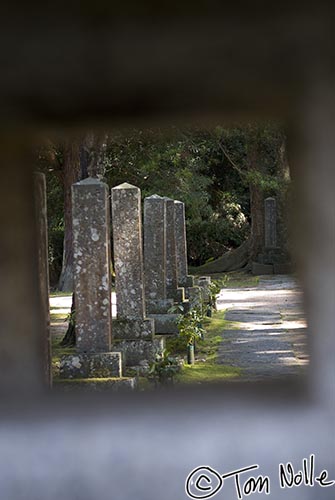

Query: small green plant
(66, 309), (76, 327)
(148, 350), (181, 387)
(177, 306), (206, 347)
(207, 281), (221, 312)
(60, 308), (76, 347)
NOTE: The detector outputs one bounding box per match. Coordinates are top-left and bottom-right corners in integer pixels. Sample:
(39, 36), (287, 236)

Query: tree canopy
(37, 122), (290, 287)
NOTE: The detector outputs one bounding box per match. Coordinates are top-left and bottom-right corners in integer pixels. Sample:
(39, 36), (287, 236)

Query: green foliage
(177, 307), (206, 346)
(208, 280), (223, 310)
(148, 349), (181, 386)
(104, 126), (252, 266)
(67, 309), (76, 328)
(166, 310), (242, 385)
(177, 363), (241, 384)
(48, 228), (64, 286)
(165, 335), (188, 354)
(38, 122), (290, 280)
(36, 145), (65, 286)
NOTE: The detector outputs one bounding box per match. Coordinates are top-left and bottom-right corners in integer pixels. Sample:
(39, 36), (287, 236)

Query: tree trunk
(197, 127), (289, 273)
(58, 141), (81, 291)
(276, 135), (291, 253)
(60, 294), (76, 347)
(195, 238), (251, 273)
(246, 128), (266, 262)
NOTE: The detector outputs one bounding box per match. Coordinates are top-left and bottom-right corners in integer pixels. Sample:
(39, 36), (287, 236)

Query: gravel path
(216, 275), (308, 381)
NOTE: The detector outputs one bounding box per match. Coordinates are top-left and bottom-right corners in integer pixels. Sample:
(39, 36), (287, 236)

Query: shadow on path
(216, 275), (308, 381)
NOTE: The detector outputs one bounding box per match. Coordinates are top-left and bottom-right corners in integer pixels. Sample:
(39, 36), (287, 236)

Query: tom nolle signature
(185, 454), (334, 499)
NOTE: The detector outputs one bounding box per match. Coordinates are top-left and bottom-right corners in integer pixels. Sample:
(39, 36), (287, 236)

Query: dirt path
(216, 275), (308, 381)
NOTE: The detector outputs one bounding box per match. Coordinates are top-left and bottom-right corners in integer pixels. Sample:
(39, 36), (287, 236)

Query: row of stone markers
(59, 179), (203, 386)
(143, 195), (201, 335)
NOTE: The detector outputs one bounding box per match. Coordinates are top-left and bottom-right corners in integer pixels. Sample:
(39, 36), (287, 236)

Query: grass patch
(50, 291), (72, 298)
(54, 377), (131, 384)
(166, 309), (241, 385)
(177, 363), (241, 384)
(210, 271), (259, 289)
(189, 268), (259, 289)
(197, 310), (239, 362)
(50, 312), (68, 322)
(51, 334), (74, 379)
(52, 335), (73, 360)
(165, 310), (238, 360)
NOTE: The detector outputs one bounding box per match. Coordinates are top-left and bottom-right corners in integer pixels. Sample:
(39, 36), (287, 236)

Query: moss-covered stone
(54, 377), (137, 392)
(59, 352), (121, 379)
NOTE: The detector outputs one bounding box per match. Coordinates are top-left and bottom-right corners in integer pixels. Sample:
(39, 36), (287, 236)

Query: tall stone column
(174, 200), (196, 288)
(264, 197), (277, 249)
(144, 195), (171, 313)
(34, 172), (52, 387)
(173, 200), (202, 308)
(174, 200), (188, 287)
(111, 183), (163, 366)
(112, 183), (146, 319)
(252, 196), (291, 275)
(60, 178), (122, 380)
(73, 178), (112, 353)
(143, 195), (179, 334)
(165, 197), (185, 303)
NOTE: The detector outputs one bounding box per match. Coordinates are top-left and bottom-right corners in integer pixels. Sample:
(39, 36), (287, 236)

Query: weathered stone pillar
(174, 200), (202, 308)
(143, 195), (179, 334)
(144, 195), (168, 312)
(165, 197), (185, 303)
(174, 200), (188, 287)
(73, 178), (112, 353)
(112, 183), (147, 319)
(174, 200), (197, 287)
(264, 197), (277, 249)
(165, 198), (178, 297)
(34, 172), (52, 387)
(111, 183), (163, 366)
(60, 178), (122, 380)
(252, 196), (291, 275)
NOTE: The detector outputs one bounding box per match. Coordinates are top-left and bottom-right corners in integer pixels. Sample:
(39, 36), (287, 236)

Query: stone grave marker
(111, 183), (164, 366)
(59, 178), (130, 386)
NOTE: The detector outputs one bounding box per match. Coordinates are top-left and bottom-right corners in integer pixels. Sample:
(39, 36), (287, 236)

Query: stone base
(273, 263), (293, 274)
(167, 287), (185, 303)
(196, 276), (212, 287)
(256, 248), (291, 265)
(179, 275), (195, 287)
(59, 352), (122, 379)
(146, 298), (174, 314)
(185, 286), (202, 307)
(148, 314), (180, 335)
(251, 262), (274, 275)
(113, 318), (155, 340)
(54, 377), (137, 392)
(196, 276), (212, 302)
(113, 336), (165, 366)
(257, 248), (290, 265)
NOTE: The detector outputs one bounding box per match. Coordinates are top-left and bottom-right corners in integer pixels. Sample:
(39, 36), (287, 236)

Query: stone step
(59, 352), (122, 379)
(251, 262), (274, 275)
(54, 377), (137, 392)
(113, 318), (155, 340)
(113, 335), (165, 366)
(148, 314), (180, 335)
(146, 298), (174, 314)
